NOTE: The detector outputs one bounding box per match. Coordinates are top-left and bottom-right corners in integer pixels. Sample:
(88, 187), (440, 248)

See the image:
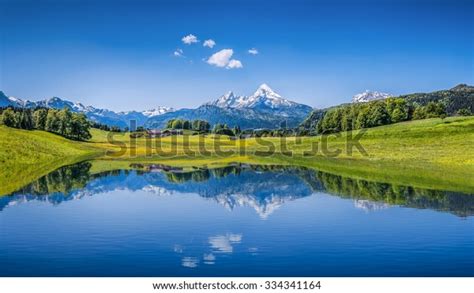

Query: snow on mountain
(0, 91), (37, 108)
(204, 83), (313, 120)
(2, 84), (312, 129)
(352, 90), (392, 103)
(142, 106), (174, 117)
(146, 84), (313, 129)
(0, 91), (171, 127)
(206, 91), (244, 108)
(206, 83), (301, 110)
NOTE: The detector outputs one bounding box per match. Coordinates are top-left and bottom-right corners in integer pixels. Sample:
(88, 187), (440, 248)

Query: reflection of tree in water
(12, 163), (135, 197)
(165, 165), (297, 183)
(306, 170), (474, 217)
(2, 161), (473, 217)
(0, 163), (134, 210)
(14, 161), (93, 196)
(159, 164), (474, 217)
(166, 169), (211, 183)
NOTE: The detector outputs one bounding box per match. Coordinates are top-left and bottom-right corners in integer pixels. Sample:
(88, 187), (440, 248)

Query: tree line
(165, 119), (211, 132)
(315, 98), (461, 134)
(0, 107), (92, 141)
(163, 119), (311, 137)
(91, 122), (124, 132)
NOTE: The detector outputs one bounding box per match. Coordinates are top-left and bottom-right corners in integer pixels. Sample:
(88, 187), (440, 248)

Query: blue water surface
(0, 163), (473, 276)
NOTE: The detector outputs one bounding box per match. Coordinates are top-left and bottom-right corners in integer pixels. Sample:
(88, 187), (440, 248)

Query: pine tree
(1, 108), (16, 127)
(33, 108), (48, 130)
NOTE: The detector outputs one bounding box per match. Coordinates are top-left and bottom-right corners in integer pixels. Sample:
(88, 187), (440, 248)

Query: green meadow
(0, 125), (103, 195)
(1, 116), (473, 196)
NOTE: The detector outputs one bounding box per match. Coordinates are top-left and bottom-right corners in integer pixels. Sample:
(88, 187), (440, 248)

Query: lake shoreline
(1, 116), (474, 196)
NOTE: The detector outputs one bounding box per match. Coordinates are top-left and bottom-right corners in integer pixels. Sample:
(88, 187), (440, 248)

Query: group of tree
(315, 99), (448, 134)
(0, 107), (91, 141)
(90, 122), (123, 132)
(300, 84), (474, 134)
(165, 119), (211, 132)
(457, 108), (472, 116)
(212, 123), (240, 136)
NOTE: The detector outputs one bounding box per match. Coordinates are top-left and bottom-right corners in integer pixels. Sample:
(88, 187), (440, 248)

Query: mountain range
(4, 84), (472, 131)
(0, 91), (173, 128)
(145, 84), (313, 129)
(352, 90), (392, 103)
(0, 84), (314, 129)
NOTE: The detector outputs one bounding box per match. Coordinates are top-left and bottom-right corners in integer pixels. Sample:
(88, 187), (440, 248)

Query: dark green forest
(0, 107), (92, 141)
(300, 84), (474, 134)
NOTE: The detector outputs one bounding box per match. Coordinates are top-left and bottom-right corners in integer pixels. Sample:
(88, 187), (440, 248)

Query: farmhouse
(146, 129), (183, 138)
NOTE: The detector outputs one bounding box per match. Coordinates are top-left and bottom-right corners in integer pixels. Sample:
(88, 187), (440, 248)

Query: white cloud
(207, 49), (234, 67)
(173, 48), (184, 57)
(248, 48), (258, 55)
(203, 39), (216, 48)
(226, 59), (243, 69)
(182, 34), (199, 45)
(206, 49), (243, 69)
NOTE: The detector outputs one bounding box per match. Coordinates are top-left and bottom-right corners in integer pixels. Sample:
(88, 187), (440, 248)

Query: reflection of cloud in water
(175, 233), (245, 267)
(182, 257), (199, 268)
(248, 247), (259, 255)
(173, 244), (184, 253)
(209, 233), (242, 253)
(203, 253), (216, 265)
(354, 200), (390, 212)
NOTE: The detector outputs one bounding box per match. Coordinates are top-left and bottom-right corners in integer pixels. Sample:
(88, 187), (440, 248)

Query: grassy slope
(90, 116), (474, 193)
(0, 125), (103, 195)
(1, 116), (473, 195)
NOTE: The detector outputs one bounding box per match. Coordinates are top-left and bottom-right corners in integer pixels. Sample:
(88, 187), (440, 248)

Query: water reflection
(1, 161), (473, 217)
(174, 233), (244, 269)
(181, 257), (199, 268)
(209, 233), (243, 253)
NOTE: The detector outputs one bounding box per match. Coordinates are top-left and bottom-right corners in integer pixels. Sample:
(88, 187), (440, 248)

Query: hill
(0, 125), (103, 195)
(1, 116), (473, 195)
(300, 84), (474, 130)
(93, 117), (474, 193)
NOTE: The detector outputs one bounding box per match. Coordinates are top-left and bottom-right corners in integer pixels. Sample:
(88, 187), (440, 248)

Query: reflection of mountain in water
(155, 166), (313, 218)
(1, 162), (473, 217)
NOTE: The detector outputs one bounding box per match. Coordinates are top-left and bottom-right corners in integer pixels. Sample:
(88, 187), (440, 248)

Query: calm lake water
(0, 162), (473, 276)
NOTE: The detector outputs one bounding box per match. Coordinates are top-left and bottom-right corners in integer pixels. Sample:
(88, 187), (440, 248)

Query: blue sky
(0, 0), (473, 111)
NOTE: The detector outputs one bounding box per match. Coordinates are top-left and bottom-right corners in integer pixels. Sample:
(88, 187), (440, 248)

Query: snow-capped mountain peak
(352, 90), (392, 103)
(223, 91), (235, 99)
(142, 106), (174, 117)
(0, 91), (172, 128)
(247, 83), (296, 108)
(252, 83), (282, 99)
(206, 91), (246, 108)
(205, 84), (304, 110)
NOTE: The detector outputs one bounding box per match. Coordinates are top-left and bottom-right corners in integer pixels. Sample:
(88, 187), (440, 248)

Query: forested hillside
(300, 84), (474, 133)
(0, 107), (91, 141)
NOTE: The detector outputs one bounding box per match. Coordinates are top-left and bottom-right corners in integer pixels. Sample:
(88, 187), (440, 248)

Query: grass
(89, 116), (474, 193)
(0, 125), (104, 195)
(1, 116), (473, 195)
